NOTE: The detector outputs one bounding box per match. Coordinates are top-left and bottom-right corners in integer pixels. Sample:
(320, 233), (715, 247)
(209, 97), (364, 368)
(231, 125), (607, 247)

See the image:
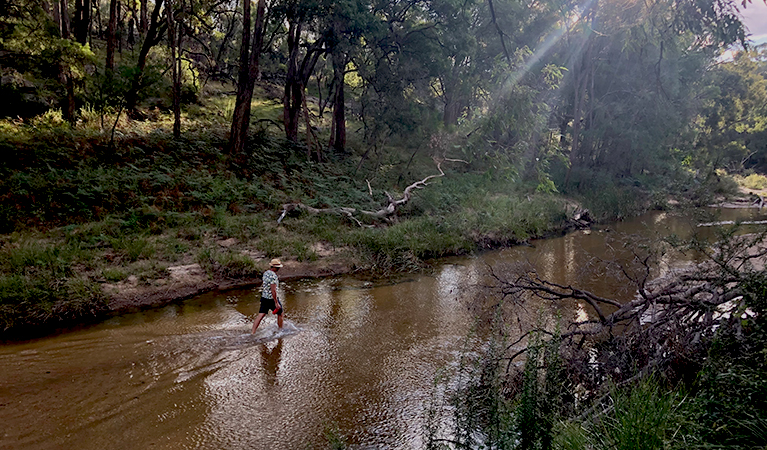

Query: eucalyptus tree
(73, 0), (90, 44)
(229, 0), (267, 158)
(455, 0), (564, 180)
(106, 0), (118, 71)
(275, 0), (328, 149)
(0, 0), (94, 120)
(324, 0), (371, 153)
(554, 0), (748, 185)
(697, 48), (767, 172)
(125, 0), (167, 115)
(352, 0), (445, 150)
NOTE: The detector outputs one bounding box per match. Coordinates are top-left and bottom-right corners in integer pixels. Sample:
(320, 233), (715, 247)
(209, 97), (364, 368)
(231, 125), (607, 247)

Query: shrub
(742, 173), (767, 190)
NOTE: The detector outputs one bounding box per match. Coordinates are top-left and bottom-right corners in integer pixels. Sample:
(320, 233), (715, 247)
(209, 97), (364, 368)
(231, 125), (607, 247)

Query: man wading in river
(252, 259), (284, 333)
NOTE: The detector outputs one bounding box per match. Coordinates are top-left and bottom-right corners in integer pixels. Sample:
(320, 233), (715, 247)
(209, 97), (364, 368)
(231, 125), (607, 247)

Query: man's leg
(251, 313), (267, 333)
(277, 313), (283, 329)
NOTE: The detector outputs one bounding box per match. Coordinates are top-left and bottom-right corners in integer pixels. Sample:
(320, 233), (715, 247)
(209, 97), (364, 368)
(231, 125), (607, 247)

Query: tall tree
(73, 0), (90, 44)
(229, 0), (267, 159)
(106, 0), (118, 71)
(140, 0), (148, 33)
(278, 0), (326, 149)
(167, 0), (181, 137)
(125, 0), (166, 116)
(59, 0), (77, 123)
(697, 48), (767, 171)
(558, 0), (748, 184)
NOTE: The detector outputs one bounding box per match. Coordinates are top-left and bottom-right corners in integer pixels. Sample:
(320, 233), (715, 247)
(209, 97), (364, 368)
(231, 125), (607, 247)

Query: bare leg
(251, 313), (267, 334)
(277, 313), (283, 329)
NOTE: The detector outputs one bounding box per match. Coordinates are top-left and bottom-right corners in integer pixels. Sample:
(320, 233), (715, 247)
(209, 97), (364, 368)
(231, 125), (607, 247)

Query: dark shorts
(259, 296), (281, 314)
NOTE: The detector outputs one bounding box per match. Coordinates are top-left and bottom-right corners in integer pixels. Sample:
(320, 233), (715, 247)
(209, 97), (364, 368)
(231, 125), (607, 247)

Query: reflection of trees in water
(261, 341), (283, 386)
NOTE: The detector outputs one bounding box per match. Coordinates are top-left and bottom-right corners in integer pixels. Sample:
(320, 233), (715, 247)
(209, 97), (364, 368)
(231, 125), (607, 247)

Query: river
(1, 207), (765, 449)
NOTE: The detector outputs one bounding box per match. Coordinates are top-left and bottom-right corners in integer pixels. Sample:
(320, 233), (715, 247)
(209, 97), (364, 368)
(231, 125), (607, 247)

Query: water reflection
(1, 208), (766, 449)
(261, 340), (283, 387)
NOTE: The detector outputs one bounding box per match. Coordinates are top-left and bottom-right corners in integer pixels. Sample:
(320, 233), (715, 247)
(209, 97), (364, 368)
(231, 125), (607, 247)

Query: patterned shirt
(261, 269), (279, 300)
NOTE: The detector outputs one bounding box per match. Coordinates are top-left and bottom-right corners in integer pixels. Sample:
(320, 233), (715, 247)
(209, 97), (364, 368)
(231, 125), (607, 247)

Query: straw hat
(269, 258), (283, 268)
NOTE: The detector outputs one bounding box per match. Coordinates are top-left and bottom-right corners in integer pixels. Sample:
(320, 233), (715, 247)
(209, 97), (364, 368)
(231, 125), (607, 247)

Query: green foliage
(109, 235), (155, 262)
(0, 126), (287, 231)
(0, 238), (106, 333)
(102, 267), (127, 282)
(684, 271), (767, 449)
(212, 252), (259, 279)
(558, 166), (648, 221)
(553, 379), (685, 450)
(517, 332), (568, 450)
(741, 173), (767, 190)
(696, 49), (767, 173)
(593, 380), (681, 450)
(345, 216), (472, 273)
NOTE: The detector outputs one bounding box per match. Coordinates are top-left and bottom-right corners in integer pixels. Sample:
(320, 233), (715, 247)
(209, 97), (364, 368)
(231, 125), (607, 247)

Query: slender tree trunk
(229, 0), (251, 152)
(167, 0), (181, 138)
(564, 39), (592, 186)
(140, 0), (148, 34)
(118, 0), (124, 54)
(126, 0), (165, 116)
(51, 0), (62, 35)
(73, 0), (90, 44)
(95, 0), (102, 38)
(229, 0), (267, 157)
(328, 50), (346, 153)
(127, 17), (135, 47)
(59, 0), (70, 37)
(59, 0), (76, 123)
(487, 0), (511, 65)
(283, 20), (302, 142)
(215, 13), (237, 78)
(106, 0), (118, 71)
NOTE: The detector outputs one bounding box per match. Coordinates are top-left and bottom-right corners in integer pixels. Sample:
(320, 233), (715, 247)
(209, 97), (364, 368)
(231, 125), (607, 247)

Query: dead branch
(277, 157), (468, 226)
(487, 232), (767, 398)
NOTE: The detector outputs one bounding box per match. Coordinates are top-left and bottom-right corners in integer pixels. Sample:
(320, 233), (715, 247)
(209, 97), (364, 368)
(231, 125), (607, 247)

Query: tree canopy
(0, 0), (765, 185)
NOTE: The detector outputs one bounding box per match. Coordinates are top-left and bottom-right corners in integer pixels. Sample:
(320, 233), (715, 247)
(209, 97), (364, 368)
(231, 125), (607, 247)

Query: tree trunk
(229, 0), (266, 158)
(167, 0), (180, 138)
(229, 0), (251, 155)
(443, 96), (460, 127)
(125, 0), (166, 116)
(59, 0), (71, 37)
(564, 39), (592, 186)
(328, 50), (346, 153)
(283, 20), (302, 142)
(59, 0), (76, 124)
(51, 0), (62, 35)
(487, 0), (511, 65)
(117, 0), (124, 54)
(140, 0), (148, 34)
(106, 0), (118, 71)
(73, 0), (90, 44)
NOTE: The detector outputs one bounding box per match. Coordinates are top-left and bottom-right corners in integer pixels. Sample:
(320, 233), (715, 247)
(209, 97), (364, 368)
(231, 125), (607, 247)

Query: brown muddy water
(1, 208), (765, 450)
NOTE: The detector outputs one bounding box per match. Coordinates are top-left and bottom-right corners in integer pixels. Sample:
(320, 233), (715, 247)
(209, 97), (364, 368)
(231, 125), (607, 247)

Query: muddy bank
(105, 257), (355, 313)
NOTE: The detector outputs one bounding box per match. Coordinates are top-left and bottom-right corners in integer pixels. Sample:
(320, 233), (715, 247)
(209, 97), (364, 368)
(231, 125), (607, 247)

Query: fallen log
(277, 157), (467, 226)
